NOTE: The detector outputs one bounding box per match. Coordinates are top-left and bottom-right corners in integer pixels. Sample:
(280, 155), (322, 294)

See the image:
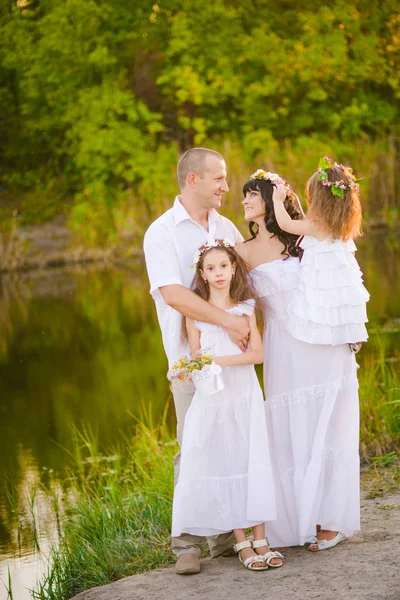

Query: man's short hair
(177, 148), (224, 189)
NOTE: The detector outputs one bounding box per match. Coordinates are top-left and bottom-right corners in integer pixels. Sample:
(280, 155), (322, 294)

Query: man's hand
(226, 315), (251, 352)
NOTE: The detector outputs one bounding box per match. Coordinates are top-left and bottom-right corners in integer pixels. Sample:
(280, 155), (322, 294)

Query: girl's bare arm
(213, 312), (263, 367)
(272, 184), (321, 237)
(186, 318), (201, 357)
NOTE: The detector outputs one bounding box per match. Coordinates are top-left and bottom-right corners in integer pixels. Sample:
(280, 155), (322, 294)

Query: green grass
(358, 335), (400, 459)
(30, 416), (177, 600)
(361, 453), (400, 500)
(2, 567), (14, 600)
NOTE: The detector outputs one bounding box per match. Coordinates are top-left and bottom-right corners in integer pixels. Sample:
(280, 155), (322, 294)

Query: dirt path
(71, 491), (400, 600)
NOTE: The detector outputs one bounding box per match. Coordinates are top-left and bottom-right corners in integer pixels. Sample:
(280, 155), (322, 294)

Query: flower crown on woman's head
(192, 238), (235, 268)
(317, 157), (364, 199)
(249, 168), (296, 201)
(249, 169), (285, 186)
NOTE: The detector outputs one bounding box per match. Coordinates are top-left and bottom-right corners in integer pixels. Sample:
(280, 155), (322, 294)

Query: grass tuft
(358, 335), (400, 459)
(30, 417), (177, 600)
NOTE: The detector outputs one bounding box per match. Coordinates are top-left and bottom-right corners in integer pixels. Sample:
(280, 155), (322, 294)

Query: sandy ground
(71, 490), (400, 600)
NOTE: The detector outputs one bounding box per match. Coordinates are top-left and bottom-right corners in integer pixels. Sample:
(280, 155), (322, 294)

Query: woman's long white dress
(171, 301), (277, 538)
(251, 242), (368, 547)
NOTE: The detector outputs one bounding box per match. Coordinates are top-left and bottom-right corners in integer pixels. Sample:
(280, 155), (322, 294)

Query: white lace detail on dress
(268, 373), (357, 410)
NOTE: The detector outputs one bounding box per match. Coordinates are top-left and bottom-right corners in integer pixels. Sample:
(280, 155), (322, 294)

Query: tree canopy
(0, 0), (399, 232)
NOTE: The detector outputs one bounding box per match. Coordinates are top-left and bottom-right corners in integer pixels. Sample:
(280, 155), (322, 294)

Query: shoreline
(0, 217), (397, 275)
(70, 489), (400, 600)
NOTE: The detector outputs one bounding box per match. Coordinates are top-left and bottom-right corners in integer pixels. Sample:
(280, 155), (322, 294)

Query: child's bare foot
(239, 546), (265, 569)
(253, 539), (284, 567)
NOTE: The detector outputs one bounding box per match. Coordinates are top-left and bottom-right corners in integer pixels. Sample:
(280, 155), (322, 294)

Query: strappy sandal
(252, 538), (284, 568)
(307, 532), (345, 552)
(233, 540), (268, 571)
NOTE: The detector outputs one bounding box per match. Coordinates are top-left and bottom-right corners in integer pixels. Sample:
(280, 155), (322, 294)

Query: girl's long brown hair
(307, 166), (362, 240)
(192, 243), (256, 303)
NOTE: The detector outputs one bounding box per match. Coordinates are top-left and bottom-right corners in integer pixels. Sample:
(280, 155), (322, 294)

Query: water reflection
(0, 232), (399, 599)
(0, 262), (171, 599)
(357, 229), (400, 322)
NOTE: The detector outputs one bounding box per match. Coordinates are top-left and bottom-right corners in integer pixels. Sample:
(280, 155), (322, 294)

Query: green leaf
(331, 186), (344, 199)
(318, 157), (332, 169)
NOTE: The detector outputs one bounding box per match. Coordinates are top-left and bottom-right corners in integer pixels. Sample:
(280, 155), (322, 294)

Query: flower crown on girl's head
(192, 238), (235, 268)
(317, 157), (364, 199)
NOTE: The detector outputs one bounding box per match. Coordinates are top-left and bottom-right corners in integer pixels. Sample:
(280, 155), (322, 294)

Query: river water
(0, 230), (399, 599)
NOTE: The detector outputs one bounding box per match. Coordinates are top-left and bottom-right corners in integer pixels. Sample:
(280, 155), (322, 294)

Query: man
(143, 148), (250, 575)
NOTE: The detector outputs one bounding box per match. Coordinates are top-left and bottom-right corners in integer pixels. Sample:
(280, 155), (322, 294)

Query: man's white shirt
(143, 196), (243, 369)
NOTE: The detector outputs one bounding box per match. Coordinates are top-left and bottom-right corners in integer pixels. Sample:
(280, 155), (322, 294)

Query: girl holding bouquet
(171, 239), (283, 571)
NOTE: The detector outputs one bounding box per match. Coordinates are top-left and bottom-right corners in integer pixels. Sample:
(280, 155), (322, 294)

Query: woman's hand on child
(272, 183), (288, 203)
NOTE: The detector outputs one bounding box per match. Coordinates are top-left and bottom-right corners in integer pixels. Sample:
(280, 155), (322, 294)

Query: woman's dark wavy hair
(242, 178), (303, 258)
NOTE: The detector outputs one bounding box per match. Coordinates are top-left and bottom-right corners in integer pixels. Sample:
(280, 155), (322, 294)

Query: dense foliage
(0, 1), (399, 240)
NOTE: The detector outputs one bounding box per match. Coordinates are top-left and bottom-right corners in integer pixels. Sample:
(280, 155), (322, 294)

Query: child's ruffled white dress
(171, 300), (277, 538)
(286, 236), (369, 345)
(251, 240), (369, 547)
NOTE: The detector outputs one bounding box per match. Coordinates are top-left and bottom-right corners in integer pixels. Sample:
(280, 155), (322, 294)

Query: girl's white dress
(171, 300), (277, 538)
(286, 236), (369, 345)
(251, 238), (368, 547)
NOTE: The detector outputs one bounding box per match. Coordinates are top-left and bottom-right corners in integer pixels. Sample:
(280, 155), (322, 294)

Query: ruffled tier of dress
(286, 236), (370, 345)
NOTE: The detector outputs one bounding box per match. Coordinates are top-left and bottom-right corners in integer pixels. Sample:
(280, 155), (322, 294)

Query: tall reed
(358, 335), (400, 459)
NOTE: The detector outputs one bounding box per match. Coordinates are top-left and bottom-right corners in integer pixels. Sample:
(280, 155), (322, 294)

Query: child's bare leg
(252, 523), (283, 566)
(233, 528), (264, 568)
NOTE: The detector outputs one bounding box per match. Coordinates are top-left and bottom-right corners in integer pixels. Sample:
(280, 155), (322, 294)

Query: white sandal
(233, 540), (268, 571)
(252, 538), (284, 568)
(307, 532), (346, 552)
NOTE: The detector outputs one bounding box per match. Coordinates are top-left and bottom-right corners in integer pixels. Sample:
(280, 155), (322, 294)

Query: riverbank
(0, 216), (142, 272)
(0, 213), (397, 274)
(70, 489), (400, 600)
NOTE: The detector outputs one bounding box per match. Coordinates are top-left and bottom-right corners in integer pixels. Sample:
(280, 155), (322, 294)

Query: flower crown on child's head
(192, 238), (235, 268)
(317, 157), (364, 199)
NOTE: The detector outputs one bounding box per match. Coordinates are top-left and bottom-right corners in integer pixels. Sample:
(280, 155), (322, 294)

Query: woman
(236, 169), (361, 551)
